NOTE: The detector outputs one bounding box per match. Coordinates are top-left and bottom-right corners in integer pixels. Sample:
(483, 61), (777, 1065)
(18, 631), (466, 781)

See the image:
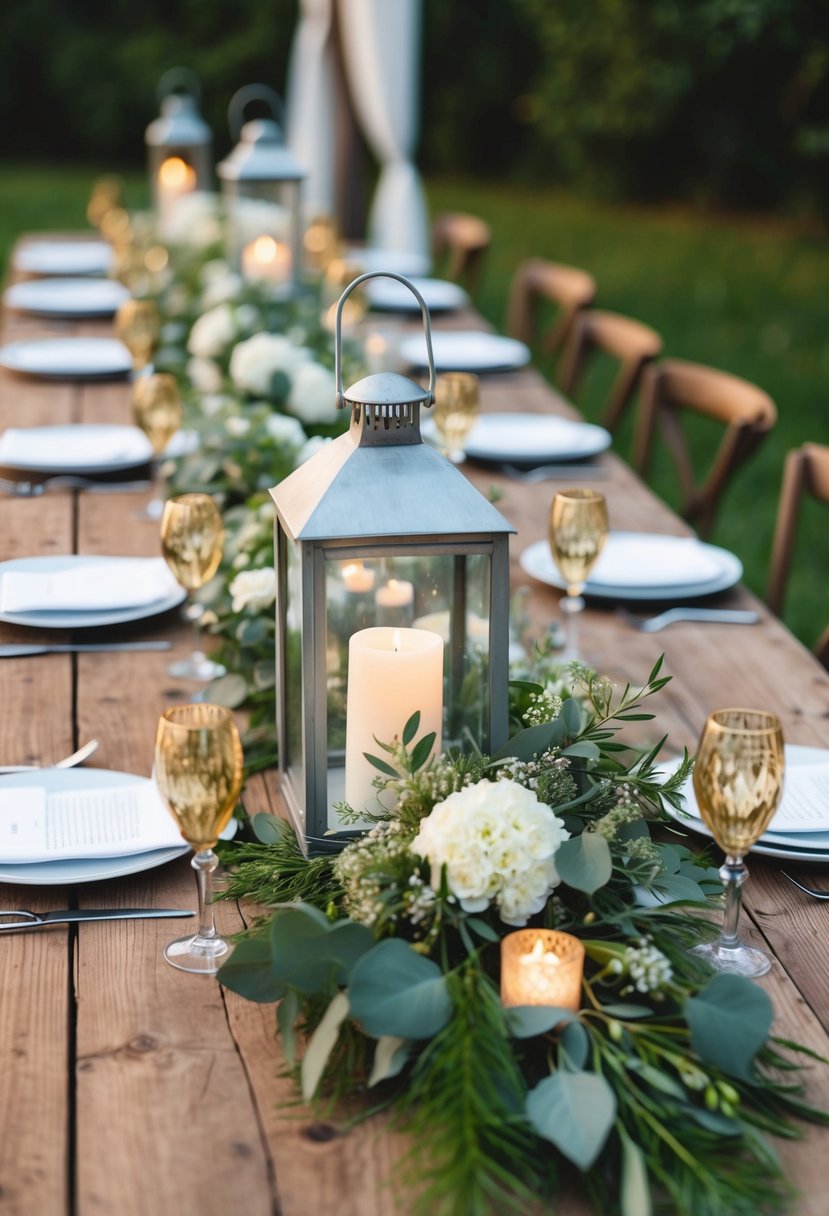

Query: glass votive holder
(500, 929), (585, 1011)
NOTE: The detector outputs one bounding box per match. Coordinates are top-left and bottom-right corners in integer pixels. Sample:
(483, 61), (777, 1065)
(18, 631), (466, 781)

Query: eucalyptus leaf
(237, 616), (269, 645)
(526, 1070), (617, 1170)
(507, 1005), (575, 1039)
(620, 1129), (652, 1216)
(684, 974), (773, 1081)
(466, 916), (499, 943)
(410, 731), (437, 772)
(270, 904), (374, 995)
(348, 939), (452, 1040)
(561, 740), (601, 761)
(652, 873), (712, 904)
(216, 933), (285, 1003)
(556, 833), (612, 893)
(402, 711), (420, 746)
(368, 1036), (411, 1088)
(269, 369), (291, 401)
(301, 991), (350, 1101)
(561, 696), (583, 735)
(687, 1106), (742, 1136)
(252, 812), (289, 844)
(627, 1058), (686, 1100)
(277, 989), (299, 1067)
(206, 672), (249, 708)
(600, 1003), (653, 1019)
(560, 1020), (589, 1070)
(492, 719), (564, 763)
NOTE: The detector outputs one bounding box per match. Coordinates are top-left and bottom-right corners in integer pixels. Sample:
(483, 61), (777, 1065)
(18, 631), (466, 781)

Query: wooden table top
(1, 241), (827, 1216)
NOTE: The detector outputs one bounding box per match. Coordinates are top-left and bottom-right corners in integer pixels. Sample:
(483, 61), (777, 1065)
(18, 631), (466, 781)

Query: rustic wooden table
(0, 241), (827, 1216)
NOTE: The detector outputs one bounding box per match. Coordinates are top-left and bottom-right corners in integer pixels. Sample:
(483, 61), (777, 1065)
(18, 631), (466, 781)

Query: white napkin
(0, 427), (152, 468)
(589, 535), (722, 588)
(0, 558), (180, 613)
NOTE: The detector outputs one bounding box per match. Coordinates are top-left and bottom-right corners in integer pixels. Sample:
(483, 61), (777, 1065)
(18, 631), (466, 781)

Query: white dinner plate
(0, 338), (132, 381)
(0, 555), (186, 630)
(461, 413), (612, 465)
(662, 745), (829, 864)
(519, 532), (743, 602)
(0, 769), (238, 885)
(0, 425), (153, 474)
(341, 245), (432, 278)
(13, 240), (114, 278)
(3, 278), (129, 318)
(400, 331), (531, 374)
(366, 276), (468, 315)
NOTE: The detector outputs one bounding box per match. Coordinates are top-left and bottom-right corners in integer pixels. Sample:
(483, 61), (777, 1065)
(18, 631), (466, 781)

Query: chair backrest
(506, 258), (597, 354)
(431, 212), (492, 293)
(767, 442), (829, 665)
(633, 358), (777, 538)
(557, 308), (663, 432)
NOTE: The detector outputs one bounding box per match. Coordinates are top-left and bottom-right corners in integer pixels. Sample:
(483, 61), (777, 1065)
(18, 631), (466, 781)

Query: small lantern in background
(217, 85), (305, 296)
(145, 68), (212, 237)
(500, 930), (585, 1012)
(270, 273), (514, 854)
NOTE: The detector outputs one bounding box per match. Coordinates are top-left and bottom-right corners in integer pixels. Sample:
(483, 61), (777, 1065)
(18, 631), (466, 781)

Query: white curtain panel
(285, 0), (338, 217)
(338, 0), (429, 256)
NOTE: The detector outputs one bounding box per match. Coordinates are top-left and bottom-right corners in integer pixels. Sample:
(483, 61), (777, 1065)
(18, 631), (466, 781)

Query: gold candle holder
(500, 929), (585, 1011)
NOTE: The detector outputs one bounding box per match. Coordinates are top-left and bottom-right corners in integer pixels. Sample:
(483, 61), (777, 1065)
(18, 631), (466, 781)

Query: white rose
(264, 414), (307, 448)
(202, 272), (243, 310)
(229, 568), (277, 613)
(164, 191), (223, 248)
(187, 357), (223, 393)
(298, 435), (332, 464)
(287, 361), (337, 425)
(188, 303), (236, 359)
(229, 332), (312, 397)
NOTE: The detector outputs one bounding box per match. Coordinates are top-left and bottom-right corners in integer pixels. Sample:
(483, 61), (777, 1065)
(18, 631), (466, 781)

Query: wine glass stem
(561, 586), (584, 657)
(719, 854), (747, 946)
(192, 848), (219, 940)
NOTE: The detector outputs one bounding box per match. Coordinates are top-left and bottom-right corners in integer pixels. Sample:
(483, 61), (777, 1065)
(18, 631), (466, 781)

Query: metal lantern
(217, 85), (305, 295)
(270, 273), (514, 854)
(145, 68), (212, 232)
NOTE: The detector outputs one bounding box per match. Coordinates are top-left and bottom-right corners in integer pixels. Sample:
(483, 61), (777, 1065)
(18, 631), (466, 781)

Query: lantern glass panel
(283, 530), (305, 813)
(228, 180), (302, 289)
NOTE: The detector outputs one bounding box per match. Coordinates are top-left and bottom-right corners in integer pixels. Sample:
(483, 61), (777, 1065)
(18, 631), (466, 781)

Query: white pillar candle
(241, 235), (293, 285)
(374, 579), (415, 628)
(157, 157), (197, 237)
(345, 627), (444, 815)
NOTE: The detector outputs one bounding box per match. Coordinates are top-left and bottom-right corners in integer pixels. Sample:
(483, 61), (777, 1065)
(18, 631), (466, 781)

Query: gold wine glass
(160, 494), (226, 682)
(132, 373), (183, 522)
(548, 489), (608, 659)
(115, 298), (160, 372)
(433, 373), (480, 464)
(691, 708), (785, 977)
(154, 703), (244, 973)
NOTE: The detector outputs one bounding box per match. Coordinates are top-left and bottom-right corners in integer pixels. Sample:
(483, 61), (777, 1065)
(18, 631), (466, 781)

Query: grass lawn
(2, 164), (827, 650)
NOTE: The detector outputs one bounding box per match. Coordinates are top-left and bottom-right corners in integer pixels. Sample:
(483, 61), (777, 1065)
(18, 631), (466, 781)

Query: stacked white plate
(365, 276), (468, 315)
(0, 338), (133, 380)
(520, 531), (742, 602)
(400, 331), (531, 374)
(13, 240), (113, 278)
(663, 745), (829, 864)
(341, 245), (431, 278)
(460, 413), (611, 466)
(0, 425), (153, 474)
(4, 277), (129, 319)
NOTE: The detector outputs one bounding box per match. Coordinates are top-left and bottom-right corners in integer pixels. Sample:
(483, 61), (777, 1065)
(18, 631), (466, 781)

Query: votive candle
(375, 579), (415, 628)
(241, 235), (292, 286)
(500, 929), (585, 1011)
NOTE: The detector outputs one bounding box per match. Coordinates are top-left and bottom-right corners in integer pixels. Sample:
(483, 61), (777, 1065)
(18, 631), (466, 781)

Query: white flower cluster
(618, 937), (673, 996)
(411, 778), (570, 926)
(522, 690), (563, 727)
(228, 333), (337, 425)
(229, 568), (277, 613)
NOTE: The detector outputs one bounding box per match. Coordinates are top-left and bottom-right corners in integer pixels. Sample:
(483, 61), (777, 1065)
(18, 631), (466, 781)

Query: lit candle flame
(252, 234), (278, 263)
(158, 156), (196, 191)
(393, 629), (401, 653)
(520, 938), (561, 967)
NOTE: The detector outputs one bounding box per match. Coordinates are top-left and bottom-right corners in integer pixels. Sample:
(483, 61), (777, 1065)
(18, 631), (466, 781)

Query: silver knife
(0, 642), (173, 657)
(0, 908), (194, 932)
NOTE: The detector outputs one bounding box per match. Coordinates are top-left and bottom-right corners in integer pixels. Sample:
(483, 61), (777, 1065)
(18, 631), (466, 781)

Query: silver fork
(0, 476), (151, 497)
(618, 606), (760, 633)
(501, 463), (610, 483)
(781, 872), (829, 900)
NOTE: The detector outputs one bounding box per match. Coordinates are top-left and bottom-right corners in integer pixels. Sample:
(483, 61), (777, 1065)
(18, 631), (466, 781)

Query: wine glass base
(167, 654), (227, 682)
(691, 939), (771, 978)
(164, 932), (230, 975)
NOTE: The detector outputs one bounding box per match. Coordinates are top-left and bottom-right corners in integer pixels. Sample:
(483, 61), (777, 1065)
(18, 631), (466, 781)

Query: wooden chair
(506, 258), (597, 355)
(633, 358), (777, 538)
(431, 212), (491, 293)
(767, 442), (829, 665)
(557, 308), (663, 432)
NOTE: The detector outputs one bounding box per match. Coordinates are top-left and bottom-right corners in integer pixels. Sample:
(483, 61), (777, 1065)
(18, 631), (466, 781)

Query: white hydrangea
(163, 191), (223, 248)
(411, 779), (570, 926)
(187, 303), (236, 359)
(229, 332), (312, 397)
(264, 413), (307, 447)
(287, 361), (337, 425)
(229, 568), (277, 613)
(226, 415), (250, 437)
(187, 356), (223, 393)
(201, 271), (243, 310)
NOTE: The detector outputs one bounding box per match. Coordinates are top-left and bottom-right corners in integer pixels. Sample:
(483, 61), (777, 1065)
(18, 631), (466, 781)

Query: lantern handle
(228, 84), (285, 139)
(335, 272), (436, 410)
(156, 67), (201, 105)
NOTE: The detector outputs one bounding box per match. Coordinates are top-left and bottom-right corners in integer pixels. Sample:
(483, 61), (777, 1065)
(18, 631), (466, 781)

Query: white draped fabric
(285, 0), (338, 218)
(337, 0), (428, 256)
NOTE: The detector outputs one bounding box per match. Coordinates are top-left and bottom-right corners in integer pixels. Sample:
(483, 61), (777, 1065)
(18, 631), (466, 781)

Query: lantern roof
(271, 426), (515, 543)
(344, 371), (432, 408)
(145, 94), (212, 148)
(217, 120), (306, 184)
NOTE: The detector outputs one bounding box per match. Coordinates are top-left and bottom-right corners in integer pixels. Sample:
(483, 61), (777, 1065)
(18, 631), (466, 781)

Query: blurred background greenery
(0, 0), (828, 653)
